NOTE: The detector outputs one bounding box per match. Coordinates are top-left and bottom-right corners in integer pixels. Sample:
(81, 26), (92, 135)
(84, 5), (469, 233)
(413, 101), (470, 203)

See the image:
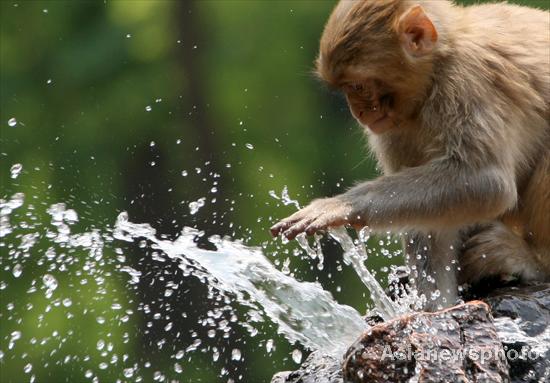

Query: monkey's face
(316, 0), (439, 134)
(343, 78), (396, 134)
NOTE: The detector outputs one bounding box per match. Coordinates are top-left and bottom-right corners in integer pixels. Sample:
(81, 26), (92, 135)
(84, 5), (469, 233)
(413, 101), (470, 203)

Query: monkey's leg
(521, 151), (550, 277)
(404, 230), (461, 311)
(459, 222), (547, 285)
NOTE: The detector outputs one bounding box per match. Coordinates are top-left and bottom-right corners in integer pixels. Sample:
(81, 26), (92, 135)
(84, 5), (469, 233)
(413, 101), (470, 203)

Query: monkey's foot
(459, 222), (544, 284)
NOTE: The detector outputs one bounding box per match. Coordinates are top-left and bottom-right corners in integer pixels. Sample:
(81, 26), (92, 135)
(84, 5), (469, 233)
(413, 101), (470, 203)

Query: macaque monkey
(271, 0), (550, 310)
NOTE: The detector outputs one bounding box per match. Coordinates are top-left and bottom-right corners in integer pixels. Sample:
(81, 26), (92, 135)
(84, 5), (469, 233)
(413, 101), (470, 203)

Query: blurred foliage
(1, 1), (548, 382)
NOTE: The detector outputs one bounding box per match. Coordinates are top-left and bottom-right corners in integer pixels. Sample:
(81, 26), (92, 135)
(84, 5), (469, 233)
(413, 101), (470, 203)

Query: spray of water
(1, 185), (416, 381)
(114, 212), (367, 355)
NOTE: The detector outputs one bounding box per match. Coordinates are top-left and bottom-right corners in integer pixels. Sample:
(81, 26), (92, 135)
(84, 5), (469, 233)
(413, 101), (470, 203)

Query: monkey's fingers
(270, 221), (287, 237)
(270, 216), (303, 237)
(282, 216), (317, 240)
(305, 214), (347, 236)
(270, 218), (304, 237)
(270, 208), (313, 237)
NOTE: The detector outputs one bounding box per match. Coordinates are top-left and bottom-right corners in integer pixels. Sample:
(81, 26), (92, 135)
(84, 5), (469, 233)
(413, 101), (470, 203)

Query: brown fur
(272, 0), (550, 310)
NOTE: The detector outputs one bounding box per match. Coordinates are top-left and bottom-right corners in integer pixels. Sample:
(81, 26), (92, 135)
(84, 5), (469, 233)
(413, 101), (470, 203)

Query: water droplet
(181, 170), (188, 177)
(8, 117), (17, 127)
(174, 363), (183, 373)
(231, 348), (241, 361)
(12, 264), (23, 278)
(266, 339), (274, 353)
(24, 363), (32, 373)
(281, 258), (291, 275)
(245, 143), (254, 150)
(291, 349), (302, 364)
(46, 79), (52, 84)
(188, 197), (205, 215)
(42, 274), (58, 291)
(145, 105), (152, 112)
(126, 33), (132, 38)
(9, 331), (21, 349)
(64, 209), (78, 224)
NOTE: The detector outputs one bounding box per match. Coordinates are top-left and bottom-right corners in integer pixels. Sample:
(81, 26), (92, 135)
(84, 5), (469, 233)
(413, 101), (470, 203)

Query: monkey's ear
(397, 5), (438, 57)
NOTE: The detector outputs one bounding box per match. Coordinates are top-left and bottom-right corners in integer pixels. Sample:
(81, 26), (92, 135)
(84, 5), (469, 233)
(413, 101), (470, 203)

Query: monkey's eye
(344, 83), (364, 93)
(348, 82), (364, 93)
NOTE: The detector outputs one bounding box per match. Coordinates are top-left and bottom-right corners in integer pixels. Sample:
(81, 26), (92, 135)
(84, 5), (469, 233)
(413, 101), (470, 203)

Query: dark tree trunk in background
(121, 0), (232, 365)
(176, 0), (231, 240)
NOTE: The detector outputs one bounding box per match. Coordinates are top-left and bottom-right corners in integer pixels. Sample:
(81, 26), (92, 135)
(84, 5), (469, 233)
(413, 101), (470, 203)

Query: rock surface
(270, 351), (342, 383)
(343, 301), (509, 382)
(270, 283), (550, 383)
(485, 284), (550, 383)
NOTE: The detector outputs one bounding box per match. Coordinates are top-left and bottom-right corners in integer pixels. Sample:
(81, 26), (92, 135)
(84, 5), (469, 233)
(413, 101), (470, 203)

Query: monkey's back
(462, 3), (550, 260)
(463, 3), (550, 108)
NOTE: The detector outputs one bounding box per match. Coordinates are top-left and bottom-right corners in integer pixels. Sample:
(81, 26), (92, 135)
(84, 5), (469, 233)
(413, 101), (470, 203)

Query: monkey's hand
(270, 196), (366, 240)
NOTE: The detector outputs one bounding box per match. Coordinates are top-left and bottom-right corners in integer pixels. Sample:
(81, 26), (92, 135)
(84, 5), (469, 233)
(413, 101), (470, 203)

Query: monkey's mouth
(361, 93), (393, 132)
(370, 93), (394, 131)
(366, 114), (390, 133)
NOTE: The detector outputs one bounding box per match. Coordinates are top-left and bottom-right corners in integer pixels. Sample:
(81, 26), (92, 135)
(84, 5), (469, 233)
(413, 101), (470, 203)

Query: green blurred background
(1, 1), (547, 382)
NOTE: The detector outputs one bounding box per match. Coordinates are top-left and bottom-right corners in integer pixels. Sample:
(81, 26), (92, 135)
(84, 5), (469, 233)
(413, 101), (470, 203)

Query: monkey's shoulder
(464, 3), (549, 65)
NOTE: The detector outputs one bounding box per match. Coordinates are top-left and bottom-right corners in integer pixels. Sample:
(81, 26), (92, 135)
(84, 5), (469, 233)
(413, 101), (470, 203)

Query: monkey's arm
(271, 159), (517, 239)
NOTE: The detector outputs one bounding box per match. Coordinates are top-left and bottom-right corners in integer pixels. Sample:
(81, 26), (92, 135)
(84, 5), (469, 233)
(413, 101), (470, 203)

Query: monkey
(270, 0), (550, 310)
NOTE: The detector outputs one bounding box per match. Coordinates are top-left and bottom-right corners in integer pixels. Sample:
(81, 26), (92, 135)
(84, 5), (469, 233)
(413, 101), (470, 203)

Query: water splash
(268, 188), (405, 319)
(114, 213), (366, 355)
(1, 190), (377, 382)
(269, 186), (300, 210)
(2, 184), (425, 381)
(329, 228), (402, 320)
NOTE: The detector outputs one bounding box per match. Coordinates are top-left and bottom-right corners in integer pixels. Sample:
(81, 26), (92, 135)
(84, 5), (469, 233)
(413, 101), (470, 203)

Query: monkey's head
(316, 0), (441, 134)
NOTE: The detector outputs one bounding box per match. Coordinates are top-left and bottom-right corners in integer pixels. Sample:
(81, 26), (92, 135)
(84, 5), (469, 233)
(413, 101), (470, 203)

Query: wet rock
(270, 351), (342, 383)
(343, 301), (509, 382)
(271, 283), (550, 383)
(484, 283), (550, 383)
